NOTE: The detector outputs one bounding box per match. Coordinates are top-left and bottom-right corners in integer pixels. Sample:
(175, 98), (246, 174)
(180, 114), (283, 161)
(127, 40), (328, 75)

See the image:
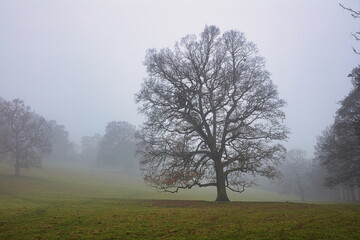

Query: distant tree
(277, 149), (311, 201)
(136, 25), (288, 202)
(97, 121), (136, 171)
(46, 120), (75, 162)
(340, 3), (360, 54)
(315, 66), (360, 197)
(0, 99), (51, 176)
(80, 134), (102, 164)
(305, 160), (338, 201)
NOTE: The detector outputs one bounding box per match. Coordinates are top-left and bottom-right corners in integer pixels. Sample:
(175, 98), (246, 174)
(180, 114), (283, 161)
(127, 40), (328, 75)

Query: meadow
(0, 163), (359, 240)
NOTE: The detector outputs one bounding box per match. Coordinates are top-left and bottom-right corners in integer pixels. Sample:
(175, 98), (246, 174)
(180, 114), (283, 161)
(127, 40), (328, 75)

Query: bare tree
(277, 149), (311, 201)
(340, 3), (360, 54)
(136, 26), (288, 202)
(0, 99), (51, 176)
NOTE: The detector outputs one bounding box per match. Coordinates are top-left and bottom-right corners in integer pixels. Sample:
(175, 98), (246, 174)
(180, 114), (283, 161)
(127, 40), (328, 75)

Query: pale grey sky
(0, 0), (359, 155)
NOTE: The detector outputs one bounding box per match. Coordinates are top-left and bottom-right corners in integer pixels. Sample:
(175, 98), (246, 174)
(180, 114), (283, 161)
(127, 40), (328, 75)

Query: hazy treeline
(56, 120), (138, 174)
(0, 97), (138, 175)
(314, 66), (360, 202)
(81, 121), (138, 173)
(263, 148), (359, 202)
(268, 67), (360, 202)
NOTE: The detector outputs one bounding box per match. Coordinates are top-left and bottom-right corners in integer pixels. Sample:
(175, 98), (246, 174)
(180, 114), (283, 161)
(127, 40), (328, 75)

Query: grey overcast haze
(0, 0), (359, 156)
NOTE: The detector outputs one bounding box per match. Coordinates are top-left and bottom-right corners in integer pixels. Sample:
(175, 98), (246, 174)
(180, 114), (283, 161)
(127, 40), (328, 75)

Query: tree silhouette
(136, 26), (288, 201)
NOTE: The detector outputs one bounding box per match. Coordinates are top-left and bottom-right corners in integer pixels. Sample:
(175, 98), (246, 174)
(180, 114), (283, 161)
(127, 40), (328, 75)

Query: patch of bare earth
(149, 200), (209, 208)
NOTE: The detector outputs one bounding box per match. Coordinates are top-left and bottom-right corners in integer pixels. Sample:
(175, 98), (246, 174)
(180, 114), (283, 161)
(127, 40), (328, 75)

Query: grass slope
(0, 163), (359, 240)
(0, 163), (299, 201)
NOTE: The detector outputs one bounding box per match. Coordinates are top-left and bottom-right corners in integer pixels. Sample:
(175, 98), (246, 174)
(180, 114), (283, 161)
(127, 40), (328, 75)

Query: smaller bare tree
(278, 149), (311, 201)
(0, 99), (51, 176)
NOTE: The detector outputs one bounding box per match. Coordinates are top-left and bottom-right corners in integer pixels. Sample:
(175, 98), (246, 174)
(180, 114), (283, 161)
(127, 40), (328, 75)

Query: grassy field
(0, 163), (359, 240)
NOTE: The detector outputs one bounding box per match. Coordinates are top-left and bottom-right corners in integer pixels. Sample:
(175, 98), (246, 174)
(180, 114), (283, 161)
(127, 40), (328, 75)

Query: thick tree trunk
(216, 181), (229, 202)
(298, 185), (305, 201)
(214, 161), (230, 202)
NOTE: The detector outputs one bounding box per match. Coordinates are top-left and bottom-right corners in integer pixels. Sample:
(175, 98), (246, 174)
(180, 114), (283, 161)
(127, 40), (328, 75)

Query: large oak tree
(136, 26), (288, 201)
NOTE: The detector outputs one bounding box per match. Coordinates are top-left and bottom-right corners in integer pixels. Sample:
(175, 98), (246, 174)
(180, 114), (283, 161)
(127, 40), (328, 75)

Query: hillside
(0, 163), (298, 202)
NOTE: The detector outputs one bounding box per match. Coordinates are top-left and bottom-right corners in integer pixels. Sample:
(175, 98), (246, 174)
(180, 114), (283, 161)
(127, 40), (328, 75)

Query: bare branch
(137, 26), (287, 201)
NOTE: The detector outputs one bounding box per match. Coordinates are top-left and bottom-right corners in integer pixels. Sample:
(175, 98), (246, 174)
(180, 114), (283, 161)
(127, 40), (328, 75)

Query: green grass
(0, 163), (299, 201)
(0, 163), (359, 240)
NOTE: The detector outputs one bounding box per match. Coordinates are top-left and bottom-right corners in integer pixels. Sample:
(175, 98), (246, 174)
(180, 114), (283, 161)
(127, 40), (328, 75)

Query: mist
(0, 0), (358, 155)
(1, 2), (360, 239)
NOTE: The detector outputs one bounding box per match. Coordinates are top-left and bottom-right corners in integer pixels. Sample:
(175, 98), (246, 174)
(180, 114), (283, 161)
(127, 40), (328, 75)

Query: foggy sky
(0, 0), (359, 155)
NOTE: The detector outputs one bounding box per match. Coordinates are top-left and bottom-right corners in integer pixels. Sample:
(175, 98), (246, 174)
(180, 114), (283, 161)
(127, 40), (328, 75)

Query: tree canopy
(46, 120), (75, 163)
(277, 149), (311, 201)
(136, 25), (288, 201)
(80, 134), (102, 164)
(315, 66), (360, 189)
(97, 121), (136, 171)
(0, 98), (51, 176)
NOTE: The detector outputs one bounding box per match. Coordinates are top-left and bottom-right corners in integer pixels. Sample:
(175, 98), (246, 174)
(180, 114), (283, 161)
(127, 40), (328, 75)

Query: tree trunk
(298, 184), (305, 201)
(334, 188), (340, 201)
(214, 161), (230, 202)
(350, 186), (356, 202)
(14, 157), (20, 177)
(342, 188), (347, 201)
(345, 188), (351, 201)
